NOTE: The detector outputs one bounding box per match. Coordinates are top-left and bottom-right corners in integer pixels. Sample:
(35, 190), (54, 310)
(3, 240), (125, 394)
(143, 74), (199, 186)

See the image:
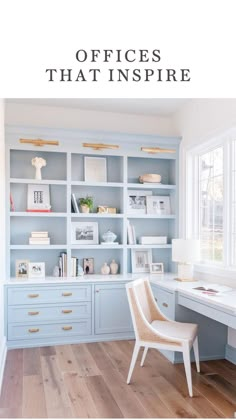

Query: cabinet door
(94, 284), (133, 334)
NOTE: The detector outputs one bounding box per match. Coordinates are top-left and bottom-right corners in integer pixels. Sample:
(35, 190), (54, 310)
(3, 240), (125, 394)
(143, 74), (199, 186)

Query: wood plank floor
(0, 340), (236, 418)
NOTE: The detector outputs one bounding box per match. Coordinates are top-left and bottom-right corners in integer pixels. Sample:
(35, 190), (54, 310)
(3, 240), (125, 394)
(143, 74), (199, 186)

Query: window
(187, 131), (236, 271)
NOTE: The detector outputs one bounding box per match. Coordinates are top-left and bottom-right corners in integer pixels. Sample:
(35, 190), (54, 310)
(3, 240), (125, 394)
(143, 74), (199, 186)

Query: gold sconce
(83, 142), (119, 151)
(141, 146), (176, 154)
(19, 138), (59, 147)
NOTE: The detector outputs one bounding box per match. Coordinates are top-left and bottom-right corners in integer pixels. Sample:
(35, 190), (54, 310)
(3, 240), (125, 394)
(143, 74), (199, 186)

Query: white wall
(173, 98), (236, 349)
(0, 99), (7, 390)
(5, 102), (176, 137)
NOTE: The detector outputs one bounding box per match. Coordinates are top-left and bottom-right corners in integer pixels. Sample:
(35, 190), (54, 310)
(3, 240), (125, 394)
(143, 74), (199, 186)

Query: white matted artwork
(131, 248), (152, 273)
(71, 222), (99, 244)
(146, 195), (171, 215)
(84, 156), (107, 182)
(127, 190), (152, 214)
(27, 184), (51, 211)
(28, 262), (45, 278)
(150, 262), (164, 274)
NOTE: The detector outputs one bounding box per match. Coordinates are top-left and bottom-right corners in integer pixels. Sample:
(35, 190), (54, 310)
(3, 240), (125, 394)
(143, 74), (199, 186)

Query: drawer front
(151, 286), (175, 319)
(8, 285), (91, 305)
(8, 319), (92, 341)
(178, 294), (236, 329)
(8, 302), (91, 323)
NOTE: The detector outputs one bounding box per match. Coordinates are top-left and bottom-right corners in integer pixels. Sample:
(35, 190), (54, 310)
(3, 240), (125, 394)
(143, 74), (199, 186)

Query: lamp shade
(172, 239), (200, 263)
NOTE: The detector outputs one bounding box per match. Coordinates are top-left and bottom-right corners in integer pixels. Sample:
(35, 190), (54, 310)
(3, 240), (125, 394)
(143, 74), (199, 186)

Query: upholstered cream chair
(126, 278), (200, 397)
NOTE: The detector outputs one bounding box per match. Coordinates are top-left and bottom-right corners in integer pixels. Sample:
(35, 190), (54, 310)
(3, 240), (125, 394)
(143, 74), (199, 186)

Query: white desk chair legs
(126, 278), (200, 398)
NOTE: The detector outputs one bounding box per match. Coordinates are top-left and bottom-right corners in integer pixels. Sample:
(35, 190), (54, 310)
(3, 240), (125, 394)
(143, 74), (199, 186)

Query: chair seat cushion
(151, 320), (197, 341)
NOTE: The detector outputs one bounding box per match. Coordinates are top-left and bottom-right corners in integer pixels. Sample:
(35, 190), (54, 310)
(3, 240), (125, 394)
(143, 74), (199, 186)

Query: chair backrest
(126, 278), (166, 341)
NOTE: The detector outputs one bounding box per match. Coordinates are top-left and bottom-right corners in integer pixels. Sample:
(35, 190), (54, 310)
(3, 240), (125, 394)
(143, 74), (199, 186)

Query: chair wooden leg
(182, 344), (193, 397)
(127, 341), (140, 384)
(193, 336), (200, 373)
(140, 346), (148, 367)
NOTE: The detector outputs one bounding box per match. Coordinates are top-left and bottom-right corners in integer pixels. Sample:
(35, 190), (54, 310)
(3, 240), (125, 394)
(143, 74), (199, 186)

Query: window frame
(186, 129), (236, 278)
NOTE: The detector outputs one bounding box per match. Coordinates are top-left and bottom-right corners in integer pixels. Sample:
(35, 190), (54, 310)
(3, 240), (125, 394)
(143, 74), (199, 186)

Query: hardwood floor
(0, 340), (236, 418)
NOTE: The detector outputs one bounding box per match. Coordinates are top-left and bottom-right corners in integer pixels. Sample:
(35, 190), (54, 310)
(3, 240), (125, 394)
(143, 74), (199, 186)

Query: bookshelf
(6, 126), (181, 278)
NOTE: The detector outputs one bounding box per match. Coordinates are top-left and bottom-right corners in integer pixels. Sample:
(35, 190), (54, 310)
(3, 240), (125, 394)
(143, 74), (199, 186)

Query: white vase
(101, 262), (110, 275)
(80, 205), (90, 213)
(110, 259), (118, 274)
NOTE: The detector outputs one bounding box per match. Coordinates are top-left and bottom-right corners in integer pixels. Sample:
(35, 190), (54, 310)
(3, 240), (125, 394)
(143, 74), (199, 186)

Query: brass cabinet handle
(162, 302), (168, 308)
(62, 309), (73, 314)
(62, 326), (72, 331)
(28, 294), (39, 298)
(62, 292), (72, 297)
(28, 328), (40, 333)
(28, 311), (39, 316)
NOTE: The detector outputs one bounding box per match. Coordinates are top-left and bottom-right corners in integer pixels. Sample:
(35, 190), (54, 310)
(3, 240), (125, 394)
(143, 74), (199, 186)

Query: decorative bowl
(139, 174), (162, 183)
(102, 230), (117, 243)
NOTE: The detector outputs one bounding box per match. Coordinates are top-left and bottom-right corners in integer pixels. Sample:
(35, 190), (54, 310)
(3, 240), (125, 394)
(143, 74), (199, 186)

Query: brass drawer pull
(28, 328), (40, 333)
(28, 311), (39, 316)
(62, 309), (73, 314)
(28, 294), (39, 298)
(62, 326), (72, 331)
(62, 292), (72, 297)
(162, 302), (168, 308)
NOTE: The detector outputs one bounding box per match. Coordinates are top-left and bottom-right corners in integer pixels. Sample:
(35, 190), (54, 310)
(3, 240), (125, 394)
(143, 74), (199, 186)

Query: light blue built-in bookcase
(6, 126), (181, 279)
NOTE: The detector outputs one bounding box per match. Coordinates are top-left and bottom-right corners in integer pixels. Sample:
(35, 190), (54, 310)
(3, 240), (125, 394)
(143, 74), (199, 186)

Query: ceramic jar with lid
(102, 230), (117, 243)
(101, 262), (110, 275)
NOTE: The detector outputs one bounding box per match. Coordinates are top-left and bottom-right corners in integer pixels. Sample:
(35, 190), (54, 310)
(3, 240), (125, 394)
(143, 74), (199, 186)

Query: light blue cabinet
(94, 283), (133, 335)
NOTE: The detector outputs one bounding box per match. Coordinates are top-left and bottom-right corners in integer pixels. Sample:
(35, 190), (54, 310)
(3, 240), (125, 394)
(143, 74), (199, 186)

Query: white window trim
(186, 127), (236, 277)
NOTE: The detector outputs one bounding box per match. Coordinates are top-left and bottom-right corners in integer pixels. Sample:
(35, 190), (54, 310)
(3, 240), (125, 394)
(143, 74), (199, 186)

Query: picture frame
(71, 221), (99, 244)
(150, 262), (164, 274)
(28, 262), (45, 278)
(71, 193), (80, 213)
(146, 195), (171, 215)
(83, 258), (94, 274)
(27, 184), (51, 211)
(127, 190), (152, 214)
(131, 249), (152, 273)
(84, 156), (107, 182)
(15, 259), (29, 278)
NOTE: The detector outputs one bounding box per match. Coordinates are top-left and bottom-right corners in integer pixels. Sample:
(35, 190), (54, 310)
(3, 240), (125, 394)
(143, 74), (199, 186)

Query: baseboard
(225, 344), (236, 365)
(0, 336), (7, 394)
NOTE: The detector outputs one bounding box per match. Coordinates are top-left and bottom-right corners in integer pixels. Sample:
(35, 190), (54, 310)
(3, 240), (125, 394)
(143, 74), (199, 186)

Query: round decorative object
(31, 157), (46, 180)
(77, 265), (84, 276)
(101, 262), (110, 275)
(102, 229), (117, 243)
(139, 174), (162, 183)
(110, 259), (118, 275)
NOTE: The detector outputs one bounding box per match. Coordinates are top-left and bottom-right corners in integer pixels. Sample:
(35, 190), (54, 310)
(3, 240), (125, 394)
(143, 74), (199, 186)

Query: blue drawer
(151, 285), (175, 319)
(8, 319), (92, 340)
(8, 285), (91, 305)
(8, 302), (91, 323)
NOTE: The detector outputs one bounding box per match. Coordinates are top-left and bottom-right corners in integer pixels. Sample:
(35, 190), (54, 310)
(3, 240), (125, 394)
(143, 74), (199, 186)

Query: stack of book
(29, 231), (50, 245)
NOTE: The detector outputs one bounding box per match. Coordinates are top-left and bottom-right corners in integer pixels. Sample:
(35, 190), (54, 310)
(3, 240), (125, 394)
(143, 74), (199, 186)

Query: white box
(139, 236), (167, 245)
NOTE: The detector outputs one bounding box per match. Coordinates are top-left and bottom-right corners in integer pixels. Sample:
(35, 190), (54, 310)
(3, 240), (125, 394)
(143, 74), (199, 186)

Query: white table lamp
(172, 239), (200, 281)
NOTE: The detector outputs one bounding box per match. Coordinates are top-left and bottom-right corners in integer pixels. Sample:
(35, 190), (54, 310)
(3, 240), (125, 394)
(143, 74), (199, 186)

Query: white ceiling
(6, 98), (190, 117)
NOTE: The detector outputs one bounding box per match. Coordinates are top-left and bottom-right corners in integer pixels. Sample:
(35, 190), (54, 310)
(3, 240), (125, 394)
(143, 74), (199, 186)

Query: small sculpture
(101, 262), (110, 275)
(110, 259), (118, 275)
(32, 157), (46, 180)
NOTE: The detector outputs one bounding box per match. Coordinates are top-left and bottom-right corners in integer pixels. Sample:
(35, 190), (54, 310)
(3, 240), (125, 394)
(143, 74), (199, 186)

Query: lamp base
(176, 263), (197, 282)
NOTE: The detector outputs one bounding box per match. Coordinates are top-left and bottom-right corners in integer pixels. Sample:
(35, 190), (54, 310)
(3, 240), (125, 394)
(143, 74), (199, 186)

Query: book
(139, 236), (167, 245)
(127, 222), (134, 244)
(10, 193), (15, 211)
(31, 232), (49, 238)
(71, 194), (80, 213)
(29, 238), (50, 245)
(27, 209), (52, 212)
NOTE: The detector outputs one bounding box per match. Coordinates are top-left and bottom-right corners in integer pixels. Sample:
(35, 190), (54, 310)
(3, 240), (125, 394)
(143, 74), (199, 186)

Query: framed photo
(28, 262), (45, 278)
(131, 249), (152, 273)
(71, 221), (99, 244)
(127, 190), (152, 214)
(146, 195), (171, 215)
(15, 259), (29, 278)
(84, 156), (107, 182)
(150, 262), (164, 274)
(83, 258), (94, 274)
(27, 184), (51, 211)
